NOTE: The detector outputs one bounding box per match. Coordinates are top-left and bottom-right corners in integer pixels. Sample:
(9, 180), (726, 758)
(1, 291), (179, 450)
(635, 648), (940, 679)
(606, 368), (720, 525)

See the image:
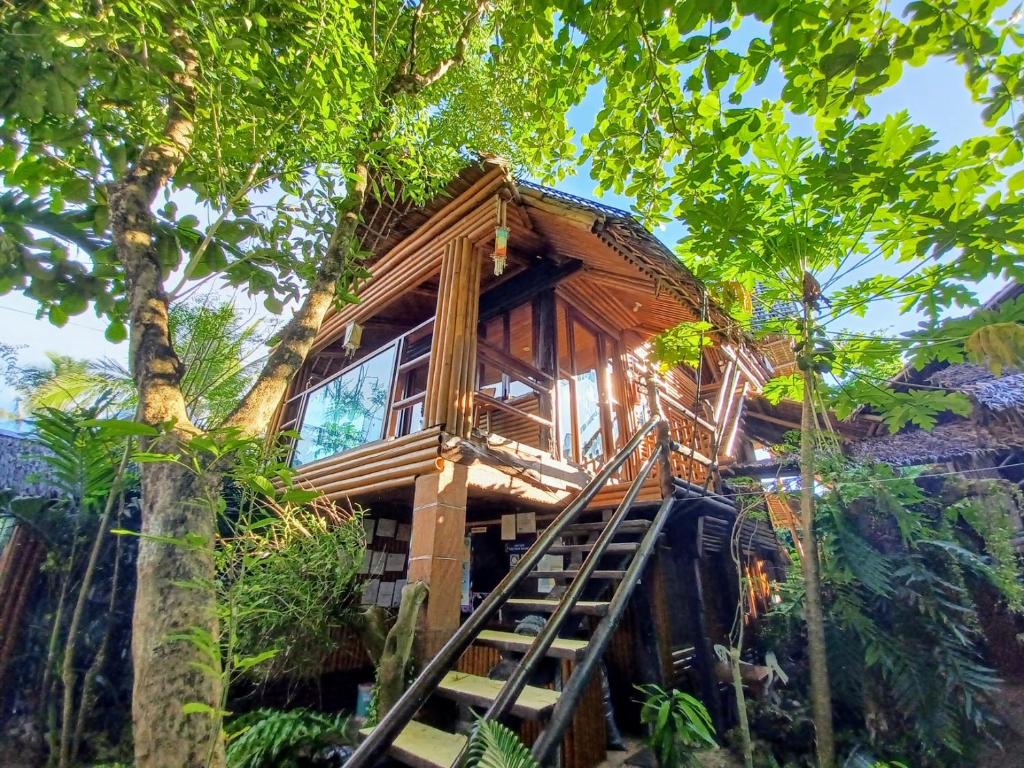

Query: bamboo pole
(440, 240), (466, 430)
(324, 472), (433, 500)
(457, 247), (482, 436)
(293, 428), (441, 480)
(310, 449), (442, 494)
(319, 459), (442, 497)
(424, 242), (456, 425)
(432, 241), (463, 427)
(296, 443), (441, 488)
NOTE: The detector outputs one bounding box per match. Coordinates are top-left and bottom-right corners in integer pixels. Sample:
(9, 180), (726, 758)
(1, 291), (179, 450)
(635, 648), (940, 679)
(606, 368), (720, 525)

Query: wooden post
(533, 289), (558, 455)
(424, 237), (481, 438)
(677, 514), (725, 734)
(645, 372), (675, 498)
(631, 557), (667, 688)
(407, 460), (470, 661)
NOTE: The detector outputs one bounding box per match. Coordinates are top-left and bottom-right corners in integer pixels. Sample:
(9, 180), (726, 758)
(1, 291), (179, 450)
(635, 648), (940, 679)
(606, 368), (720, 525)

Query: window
(292, 345), (398, 466)
(555, 304), (625, 466)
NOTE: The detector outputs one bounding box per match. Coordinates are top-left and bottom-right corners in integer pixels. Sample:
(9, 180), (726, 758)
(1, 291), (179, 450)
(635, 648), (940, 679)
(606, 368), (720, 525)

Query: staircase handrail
(346, 415), (663, 768)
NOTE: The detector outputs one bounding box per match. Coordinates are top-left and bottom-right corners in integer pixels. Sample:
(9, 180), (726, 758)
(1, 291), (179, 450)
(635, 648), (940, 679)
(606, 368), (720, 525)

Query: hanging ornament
(493, 195), (509, 276)
(493, 226), (509, 276)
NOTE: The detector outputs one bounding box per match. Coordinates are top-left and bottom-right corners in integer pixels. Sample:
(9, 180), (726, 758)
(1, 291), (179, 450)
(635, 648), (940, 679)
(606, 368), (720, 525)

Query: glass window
(558, 378), (573, 459)
(293, 345), (397, 466)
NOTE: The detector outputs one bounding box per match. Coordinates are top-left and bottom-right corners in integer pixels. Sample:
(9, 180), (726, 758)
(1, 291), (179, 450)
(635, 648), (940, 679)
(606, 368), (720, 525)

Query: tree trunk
(799, 369), (835, 768)
(226, 164), (369, 436)
(103, 18), (226, 766)
(132, 457), (224, 768)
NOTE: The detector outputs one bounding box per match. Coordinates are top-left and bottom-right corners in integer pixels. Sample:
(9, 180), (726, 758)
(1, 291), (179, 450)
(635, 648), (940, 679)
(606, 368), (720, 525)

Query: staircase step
(476, 630), (588, 660)
(548, 542), (638, 556)
(561, 520), (651, 535)
(505, 598), (610, 616)
(358, 720), (466, 768)
(437, 671), (560, 718)
(531, 569), (627, 581)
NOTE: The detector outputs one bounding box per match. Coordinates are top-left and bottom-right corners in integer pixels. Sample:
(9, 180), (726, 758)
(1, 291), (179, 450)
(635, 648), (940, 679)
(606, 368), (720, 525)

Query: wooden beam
(478, 257), (582, 324)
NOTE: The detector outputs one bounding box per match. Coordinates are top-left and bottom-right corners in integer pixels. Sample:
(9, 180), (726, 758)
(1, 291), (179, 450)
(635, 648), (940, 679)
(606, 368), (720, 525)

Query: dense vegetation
(1, 0), (1023, 766)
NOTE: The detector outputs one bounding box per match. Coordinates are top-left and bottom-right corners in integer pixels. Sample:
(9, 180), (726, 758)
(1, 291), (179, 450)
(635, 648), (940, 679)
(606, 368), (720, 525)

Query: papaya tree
(511, 3), (1024, 764)
(1, 2), (567, 765)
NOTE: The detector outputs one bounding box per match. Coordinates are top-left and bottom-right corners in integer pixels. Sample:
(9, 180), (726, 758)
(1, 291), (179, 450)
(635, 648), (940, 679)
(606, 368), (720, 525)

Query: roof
(928, 364), (1024, 412)
(514, 180), (735, 333)
(355, 162), (736, 335)
(847, 419), (1024, 466)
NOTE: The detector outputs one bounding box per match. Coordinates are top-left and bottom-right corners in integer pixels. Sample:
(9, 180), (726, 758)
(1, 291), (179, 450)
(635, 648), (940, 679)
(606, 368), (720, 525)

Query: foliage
(767, 458), (1024, 765)
(34, 406), (117, 502)
(225, 708), (350, 768)
(636, 684), (717, 768)
(467, 718), (539, 768)
(7, 298), (261, 424)
(221, 499), (366, 679)
(653, 320), (713, 369)
(0, 0), (566, 336)
(964, 321), (1024, 376)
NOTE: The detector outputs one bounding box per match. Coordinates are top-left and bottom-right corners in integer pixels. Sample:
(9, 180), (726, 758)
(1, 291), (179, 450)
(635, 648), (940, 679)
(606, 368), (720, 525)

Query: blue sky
(0, 49), (1010, 415)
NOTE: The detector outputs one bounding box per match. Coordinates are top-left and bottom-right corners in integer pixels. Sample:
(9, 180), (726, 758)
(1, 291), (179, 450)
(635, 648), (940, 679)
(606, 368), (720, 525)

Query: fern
(467, 719), (539, 768)
(777, 463), (1016, 765)
(225, 708), (350, 768)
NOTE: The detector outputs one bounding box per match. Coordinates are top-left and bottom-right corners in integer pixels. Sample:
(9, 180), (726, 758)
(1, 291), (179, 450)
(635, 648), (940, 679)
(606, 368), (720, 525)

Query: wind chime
(492, 193), (509, 276)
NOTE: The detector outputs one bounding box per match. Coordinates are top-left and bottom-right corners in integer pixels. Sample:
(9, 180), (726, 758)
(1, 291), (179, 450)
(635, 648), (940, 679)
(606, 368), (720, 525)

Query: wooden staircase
(348, 414), (690, 768)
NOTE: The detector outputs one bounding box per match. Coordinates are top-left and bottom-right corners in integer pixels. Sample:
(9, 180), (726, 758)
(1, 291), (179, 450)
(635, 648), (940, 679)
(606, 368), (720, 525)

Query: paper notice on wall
(500, 514), (516, 541)
(360, 579), (380, 605)
(370, 551), (387, 575)
(376, 581), (395, 607)
(385, 552), (406, 572)
(357, 549), (371, 575)
(537, 553), (563, 594)
(396, 523), (412, 542)
(392, 580), (407, 608)
(516, 512), (537, 535)
(376, 518), (397, 538)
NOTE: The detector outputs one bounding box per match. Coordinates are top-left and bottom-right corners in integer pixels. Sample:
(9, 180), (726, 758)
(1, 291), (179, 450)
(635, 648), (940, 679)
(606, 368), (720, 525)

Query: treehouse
(272, 163), (784, 768)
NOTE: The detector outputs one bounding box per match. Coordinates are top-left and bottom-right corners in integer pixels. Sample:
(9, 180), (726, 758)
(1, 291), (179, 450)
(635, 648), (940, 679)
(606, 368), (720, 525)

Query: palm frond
(467, 719), (539, 768)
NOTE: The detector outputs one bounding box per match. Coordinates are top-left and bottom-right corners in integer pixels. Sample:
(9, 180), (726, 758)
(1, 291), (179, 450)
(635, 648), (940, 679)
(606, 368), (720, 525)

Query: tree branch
(224, 164), (369, 435)
(387, 0), (491, 95)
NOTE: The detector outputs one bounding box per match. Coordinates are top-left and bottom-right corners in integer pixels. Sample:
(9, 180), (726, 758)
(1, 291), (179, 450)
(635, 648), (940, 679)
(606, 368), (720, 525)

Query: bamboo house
(267, 162), (787, 768)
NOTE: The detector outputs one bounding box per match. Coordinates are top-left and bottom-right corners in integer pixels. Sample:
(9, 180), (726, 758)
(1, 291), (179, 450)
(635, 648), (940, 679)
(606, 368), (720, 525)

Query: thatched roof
(847, 419), (1024, 466)
(928, 364), (1024, 412)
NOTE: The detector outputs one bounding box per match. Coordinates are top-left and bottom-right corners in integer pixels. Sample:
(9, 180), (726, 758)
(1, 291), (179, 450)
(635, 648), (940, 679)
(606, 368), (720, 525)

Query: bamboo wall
(315, 171), (504, 351)
(0, 524), (46, 690)
(291, 427), (443, 500)
(424, 238), (482, 438)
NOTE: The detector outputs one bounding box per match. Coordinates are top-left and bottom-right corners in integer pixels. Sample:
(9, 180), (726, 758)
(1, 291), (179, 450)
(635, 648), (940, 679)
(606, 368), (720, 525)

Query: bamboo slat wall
(424, 238), (482, 438)
(481, 394), (542, 448)
(315, 170), (504, 351)
(0, 524), (45, 690)
(456, 644), (606, 768)
(291, 427), (443, 499)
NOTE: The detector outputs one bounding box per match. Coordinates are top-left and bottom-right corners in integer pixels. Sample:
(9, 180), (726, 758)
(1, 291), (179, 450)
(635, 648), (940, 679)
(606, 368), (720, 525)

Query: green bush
(636, 684), (717, 768)
(226, 708), (350, 768)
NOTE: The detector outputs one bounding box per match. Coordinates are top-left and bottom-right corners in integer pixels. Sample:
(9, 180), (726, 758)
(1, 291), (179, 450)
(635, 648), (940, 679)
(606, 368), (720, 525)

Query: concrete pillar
(408, 460), (469, 659)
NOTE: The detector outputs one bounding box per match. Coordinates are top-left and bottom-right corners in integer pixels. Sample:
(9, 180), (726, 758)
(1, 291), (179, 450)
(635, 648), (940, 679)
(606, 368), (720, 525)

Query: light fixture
(343, 322), (363, 355)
